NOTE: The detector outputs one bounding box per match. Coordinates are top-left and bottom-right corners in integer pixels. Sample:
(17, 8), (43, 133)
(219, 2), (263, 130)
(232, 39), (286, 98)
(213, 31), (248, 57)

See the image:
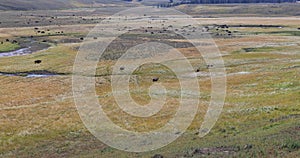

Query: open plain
(0, 3), (299, 158)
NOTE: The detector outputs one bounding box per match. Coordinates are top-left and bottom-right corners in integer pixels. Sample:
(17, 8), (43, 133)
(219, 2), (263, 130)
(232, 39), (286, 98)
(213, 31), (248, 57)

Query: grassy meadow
(0, 4), (299, 158)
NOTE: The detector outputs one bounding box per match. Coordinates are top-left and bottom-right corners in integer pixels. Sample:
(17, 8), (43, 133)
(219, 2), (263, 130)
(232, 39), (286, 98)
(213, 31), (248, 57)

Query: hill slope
(0, 0), (134, 10)
(0, 0), (72, 10)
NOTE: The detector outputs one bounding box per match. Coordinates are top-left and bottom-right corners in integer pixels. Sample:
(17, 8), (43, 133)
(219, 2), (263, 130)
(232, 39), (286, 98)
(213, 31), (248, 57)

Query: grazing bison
(152, 77), (159, 82)
(34, 60), (42, 64)
(152, 154), (164, 158)
(207, 64), (214, 69)
(220, 25), (229, 29)
(120, 67), (125, 71)
(196, 69), (200, 72)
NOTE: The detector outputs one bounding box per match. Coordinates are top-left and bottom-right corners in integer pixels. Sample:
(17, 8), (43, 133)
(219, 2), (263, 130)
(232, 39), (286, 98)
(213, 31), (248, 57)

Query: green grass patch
(256, 31), (300, 36)
(281, 139), (300, 151)
(0, 42), (21, 53)
(242, 46), (284, 53)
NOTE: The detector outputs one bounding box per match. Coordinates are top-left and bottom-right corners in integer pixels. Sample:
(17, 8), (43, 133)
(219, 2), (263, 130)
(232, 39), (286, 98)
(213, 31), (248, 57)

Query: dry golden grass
(0, 10), (299, 157)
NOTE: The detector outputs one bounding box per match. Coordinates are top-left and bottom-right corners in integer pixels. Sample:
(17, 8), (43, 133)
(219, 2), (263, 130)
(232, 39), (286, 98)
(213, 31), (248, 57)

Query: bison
(152, 77), (159, 82)
(207, 65), (214, 69)
(34, 60), (42, 64)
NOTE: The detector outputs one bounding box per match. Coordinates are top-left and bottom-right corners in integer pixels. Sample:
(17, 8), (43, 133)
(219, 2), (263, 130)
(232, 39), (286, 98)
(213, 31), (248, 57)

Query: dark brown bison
(152, 77), (159, 82)
(34, 60), (42, 64)
(152, 154), (164, 158)
(207, 65), (214, 69)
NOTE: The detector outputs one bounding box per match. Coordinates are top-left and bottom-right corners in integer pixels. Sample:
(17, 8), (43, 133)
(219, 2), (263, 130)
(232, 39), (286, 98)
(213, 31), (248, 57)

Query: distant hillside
(0, 0), (135, 10)
(0, 0), (72, 10)
(178, 0), (297, 4)
(158, 0), (297, 7)
(0, 0), (297, 10)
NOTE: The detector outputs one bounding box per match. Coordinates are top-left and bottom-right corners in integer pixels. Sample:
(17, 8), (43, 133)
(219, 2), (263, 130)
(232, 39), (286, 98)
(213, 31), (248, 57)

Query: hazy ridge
(0, 0), (135, 10)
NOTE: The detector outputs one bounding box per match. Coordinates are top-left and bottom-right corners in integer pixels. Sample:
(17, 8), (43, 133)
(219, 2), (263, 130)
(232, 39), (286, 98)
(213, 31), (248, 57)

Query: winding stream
(0, 71), (61, 78)
(0, 47), (32, 57)
(0, 39), (50, 58)
(0, 39), (54, 77)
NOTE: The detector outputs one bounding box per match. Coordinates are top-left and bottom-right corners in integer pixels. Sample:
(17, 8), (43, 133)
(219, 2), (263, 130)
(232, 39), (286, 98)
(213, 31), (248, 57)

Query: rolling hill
(0, 0), (136, 10)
